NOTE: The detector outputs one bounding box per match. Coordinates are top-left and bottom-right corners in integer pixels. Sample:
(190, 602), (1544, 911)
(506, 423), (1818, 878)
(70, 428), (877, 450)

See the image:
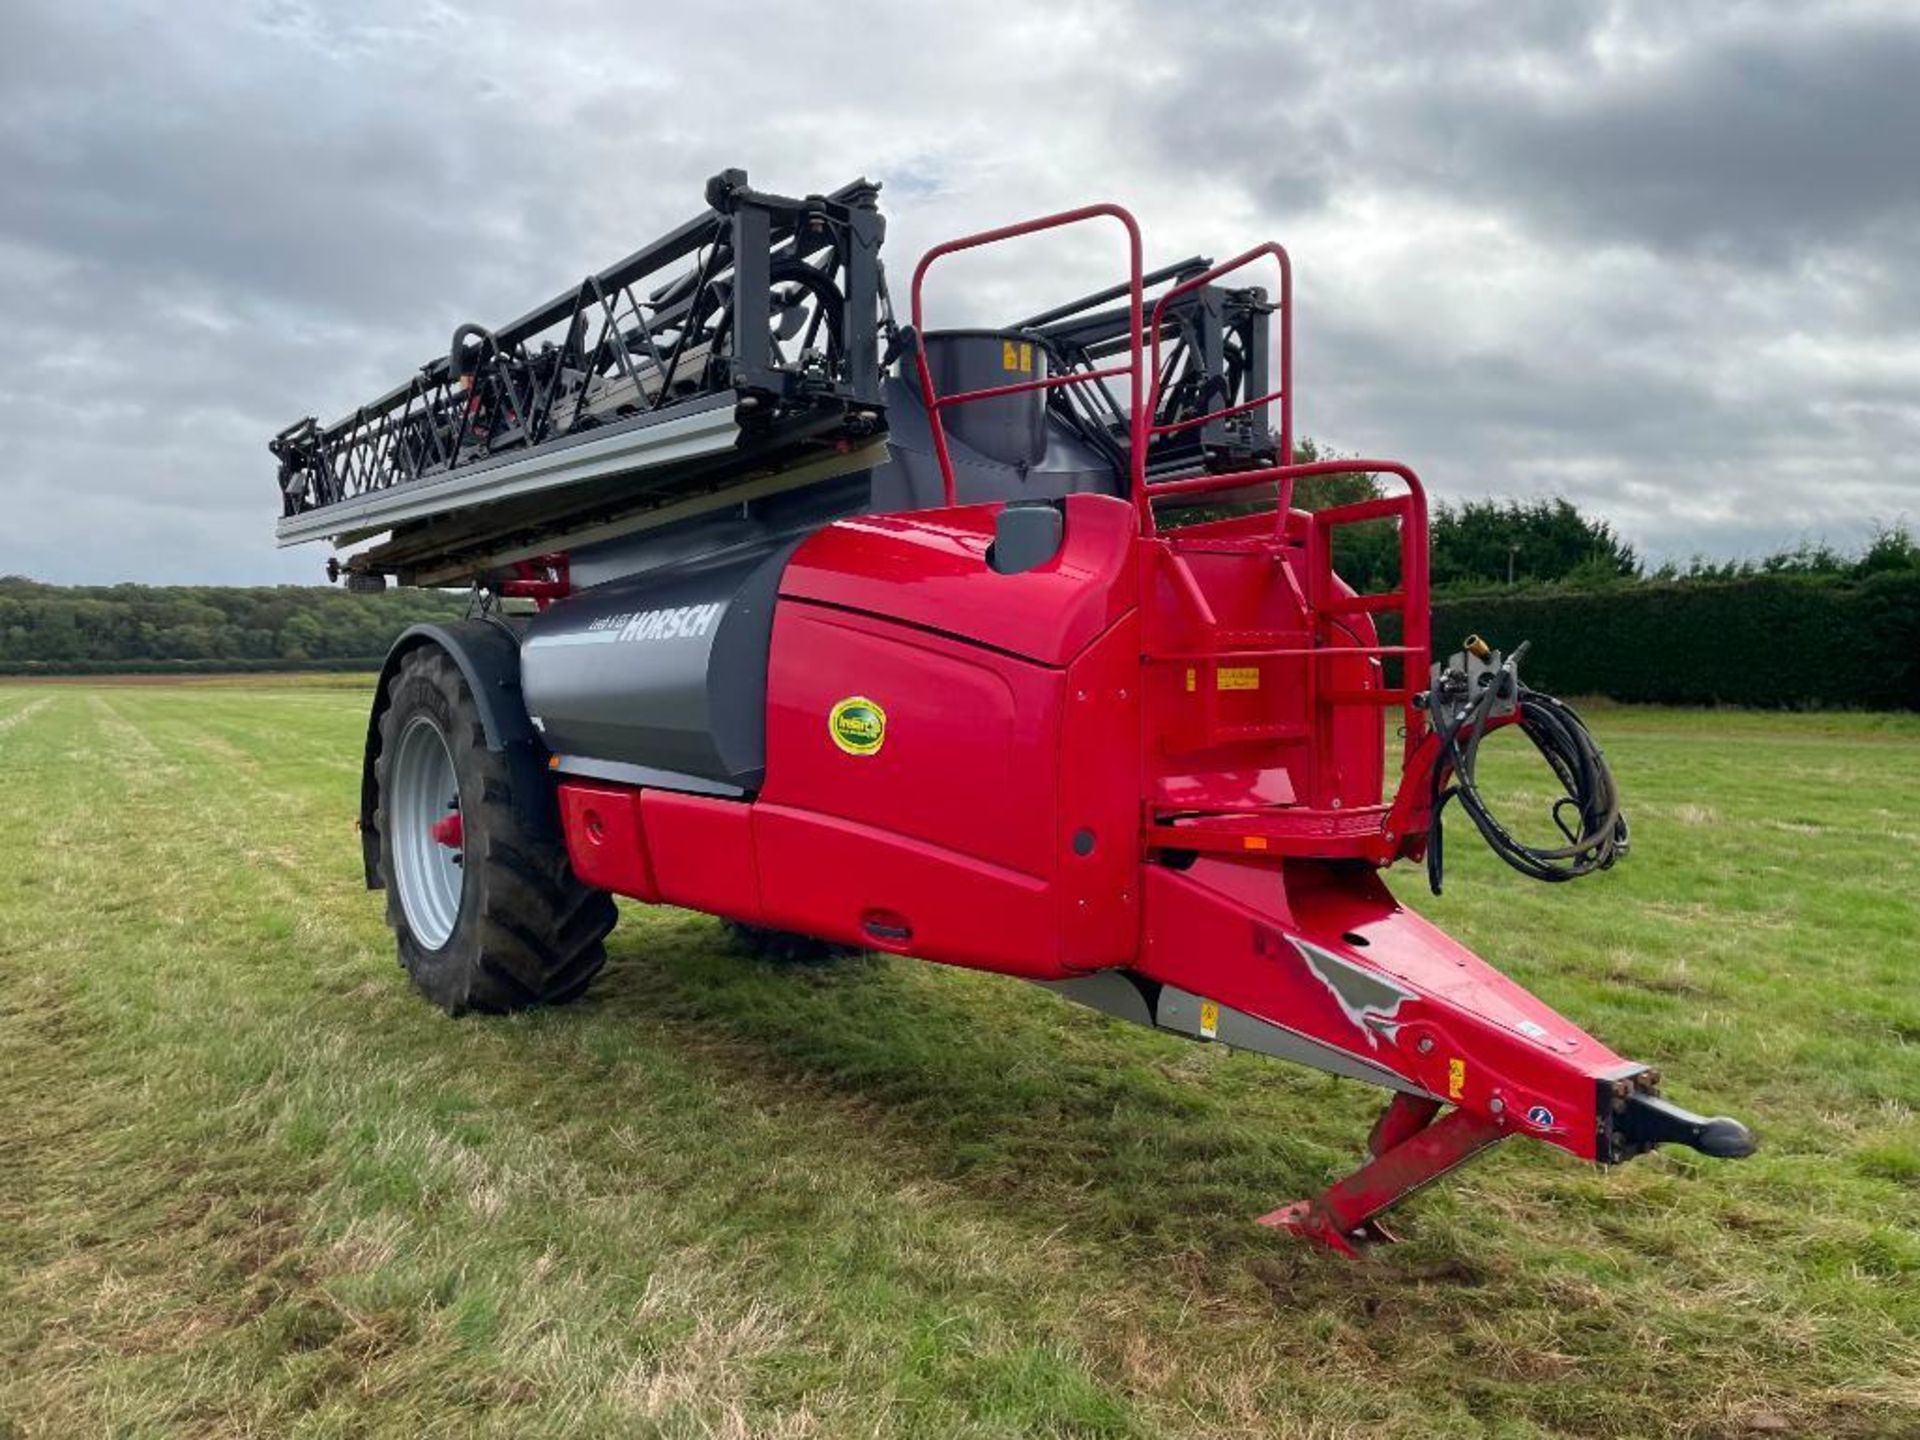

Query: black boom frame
(1017, 259), (1284, 481)
(271, 171), (887, 524)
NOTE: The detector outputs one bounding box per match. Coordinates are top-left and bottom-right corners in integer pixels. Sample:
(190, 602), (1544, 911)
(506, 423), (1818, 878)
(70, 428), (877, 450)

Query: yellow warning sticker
(1217, 666), (1261, 691)
(1448, 1057), (1467, 1100)
(1001, 339), (1034, 372)
(1200, 1000), (1220, 1039)
(1184, 667), (1197, 693)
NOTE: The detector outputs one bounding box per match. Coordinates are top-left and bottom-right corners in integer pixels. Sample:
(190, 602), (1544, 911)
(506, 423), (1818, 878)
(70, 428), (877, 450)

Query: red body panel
(753, 804), (1059, 976)
(639, 790), (763, 922)
(778, 493), (1138, 664)
(559, 489), (1634, 1178)
(557, 782), (659, 901)
(1055, 613), (1143, 970)
(759, 604), (1061, 879)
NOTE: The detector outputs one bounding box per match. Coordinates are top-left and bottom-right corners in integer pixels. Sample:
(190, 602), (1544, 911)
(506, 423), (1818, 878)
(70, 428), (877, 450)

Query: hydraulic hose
(1426, 641), (1629, 894)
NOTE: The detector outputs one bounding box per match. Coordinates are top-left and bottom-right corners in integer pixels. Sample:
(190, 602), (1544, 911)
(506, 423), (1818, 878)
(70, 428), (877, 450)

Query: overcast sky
(2, 0), (1915, 584)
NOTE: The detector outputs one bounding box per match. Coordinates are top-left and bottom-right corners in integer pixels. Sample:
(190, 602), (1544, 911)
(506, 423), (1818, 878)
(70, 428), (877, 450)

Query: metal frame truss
(271, 170), (888, 527)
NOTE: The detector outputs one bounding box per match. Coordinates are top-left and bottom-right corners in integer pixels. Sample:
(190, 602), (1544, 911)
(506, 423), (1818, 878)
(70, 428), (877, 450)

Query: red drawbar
(1138, 856), (1629, 1164)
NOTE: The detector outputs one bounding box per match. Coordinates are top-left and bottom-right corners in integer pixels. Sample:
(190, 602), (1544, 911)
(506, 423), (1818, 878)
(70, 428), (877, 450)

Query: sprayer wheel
(375, 645), (616, 1014)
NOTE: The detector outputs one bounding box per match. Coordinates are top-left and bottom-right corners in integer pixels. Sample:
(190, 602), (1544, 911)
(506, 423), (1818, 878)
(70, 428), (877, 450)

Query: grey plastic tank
(920, 330), (1048, 468)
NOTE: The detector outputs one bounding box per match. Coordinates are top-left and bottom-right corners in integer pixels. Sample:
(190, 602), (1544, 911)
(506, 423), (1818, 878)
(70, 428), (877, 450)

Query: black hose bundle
(1426, 641), (1629, 894)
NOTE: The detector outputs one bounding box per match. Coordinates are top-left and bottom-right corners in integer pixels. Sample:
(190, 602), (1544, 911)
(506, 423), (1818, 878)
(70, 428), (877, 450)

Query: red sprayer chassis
(549, 208), (1754, 1252)
(279, 176), (1755, 1255)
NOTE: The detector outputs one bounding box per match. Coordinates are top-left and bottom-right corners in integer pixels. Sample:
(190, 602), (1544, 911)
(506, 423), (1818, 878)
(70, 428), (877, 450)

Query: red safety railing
(913, 220), (1304, 534)
(909, 204), (1146, 507)
(1306, 463), (1431, 781)
(1144, 459), (1431, 790)
(1140, 242), (1293, 535)
(912, 212), (1433, 841)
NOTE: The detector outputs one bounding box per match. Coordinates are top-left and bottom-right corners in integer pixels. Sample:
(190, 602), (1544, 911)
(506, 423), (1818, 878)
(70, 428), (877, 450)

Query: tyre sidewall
(374, 643), (615, 1015)
(377, 654), (485, 1010)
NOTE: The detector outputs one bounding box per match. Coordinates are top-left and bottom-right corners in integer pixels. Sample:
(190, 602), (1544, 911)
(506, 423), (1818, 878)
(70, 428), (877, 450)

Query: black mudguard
(359, 618), (557, 888)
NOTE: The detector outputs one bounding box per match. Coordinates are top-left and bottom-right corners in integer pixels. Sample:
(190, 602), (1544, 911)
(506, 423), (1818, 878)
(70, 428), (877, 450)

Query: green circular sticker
(829, 696), (886, 756)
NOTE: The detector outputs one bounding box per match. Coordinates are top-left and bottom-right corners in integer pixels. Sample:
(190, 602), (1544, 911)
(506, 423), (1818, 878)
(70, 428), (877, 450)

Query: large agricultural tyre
(375, 645), (617, 1014)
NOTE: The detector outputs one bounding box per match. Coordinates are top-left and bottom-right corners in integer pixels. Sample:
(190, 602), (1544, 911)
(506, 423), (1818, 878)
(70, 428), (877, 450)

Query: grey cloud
(1372, 8), (1920, 263)
(0, 0), (1914, 583)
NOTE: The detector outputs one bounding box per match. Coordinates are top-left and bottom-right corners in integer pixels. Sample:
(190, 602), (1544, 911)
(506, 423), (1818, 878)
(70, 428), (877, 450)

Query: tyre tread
(375, 644), (615, 1015)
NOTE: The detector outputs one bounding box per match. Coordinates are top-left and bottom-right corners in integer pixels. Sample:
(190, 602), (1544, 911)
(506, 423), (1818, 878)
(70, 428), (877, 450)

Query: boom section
(271, 170), (887, 571)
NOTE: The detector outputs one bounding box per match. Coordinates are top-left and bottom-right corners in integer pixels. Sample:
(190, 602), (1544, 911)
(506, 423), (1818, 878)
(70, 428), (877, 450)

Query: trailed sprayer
(271, 170), (1754, 1254)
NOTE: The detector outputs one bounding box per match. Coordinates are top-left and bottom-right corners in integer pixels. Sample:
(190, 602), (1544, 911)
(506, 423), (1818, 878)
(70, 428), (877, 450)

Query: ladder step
(1209, 722), (1312, 743)
(1321, 688), (1412, 705)
(1321, 591), (1404, 615)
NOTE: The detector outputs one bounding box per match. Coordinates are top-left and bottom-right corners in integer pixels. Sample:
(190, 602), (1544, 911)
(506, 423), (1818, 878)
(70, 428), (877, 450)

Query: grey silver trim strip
(548, 753), (747, 798)
(275, 398), (740, 547)
(1156, 984), (1427, 1094)
(1038, 972), (1430, 1095)
(1040, 973), (1157, 1028)
(522, 630), (623, 649)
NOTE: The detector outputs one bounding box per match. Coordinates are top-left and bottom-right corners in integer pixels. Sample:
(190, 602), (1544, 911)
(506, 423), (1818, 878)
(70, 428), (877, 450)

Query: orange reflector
(1242, 836), (1269, 851)
(548, 754), (561, 769)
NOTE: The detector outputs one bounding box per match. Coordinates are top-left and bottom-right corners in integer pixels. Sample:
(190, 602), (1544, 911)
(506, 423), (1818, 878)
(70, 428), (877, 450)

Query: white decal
(581, 602), (727, 642)
(1291, 937), (1415, 1051)
(533, 602), (728, 651)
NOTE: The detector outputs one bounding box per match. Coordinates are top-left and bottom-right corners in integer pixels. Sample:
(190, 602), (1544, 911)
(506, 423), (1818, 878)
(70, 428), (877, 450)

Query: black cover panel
(519, 541), (797, 788)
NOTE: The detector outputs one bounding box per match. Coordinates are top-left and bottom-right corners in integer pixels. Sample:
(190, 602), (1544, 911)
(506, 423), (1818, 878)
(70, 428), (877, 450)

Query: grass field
(1, 681), (1916, 1439)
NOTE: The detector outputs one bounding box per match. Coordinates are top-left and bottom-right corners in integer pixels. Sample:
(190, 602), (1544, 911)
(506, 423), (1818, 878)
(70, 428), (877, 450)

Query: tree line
(1279, 441), (1917, 594)
(4, 447), (1913, 675)
(0, 577), (465, 669)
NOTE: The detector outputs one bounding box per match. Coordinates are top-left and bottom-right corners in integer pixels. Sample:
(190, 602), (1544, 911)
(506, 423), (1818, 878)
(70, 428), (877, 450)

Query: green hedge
(8, 572), (1916, 708)
(0, 656), (384, 677)
(1429, 570), (1920, 709)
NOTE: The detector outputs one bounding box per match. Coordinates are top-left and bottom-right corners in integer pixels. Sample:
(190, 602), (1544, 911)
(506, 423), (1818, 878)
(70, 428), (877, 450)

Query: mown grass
(0, 682), (1915, 1438)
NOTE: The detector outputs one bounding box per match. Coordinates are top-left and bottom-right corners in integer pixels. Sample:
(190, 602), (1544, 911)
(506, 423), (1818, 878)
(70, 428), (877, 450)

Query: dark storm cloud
(0, 0), (1913, 583)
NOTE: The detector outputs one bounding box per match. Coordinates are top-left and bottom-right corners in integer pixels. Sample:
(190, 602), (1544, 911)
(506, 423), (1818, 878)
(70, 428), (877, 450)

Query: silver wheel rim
(392, 713), (464, 950)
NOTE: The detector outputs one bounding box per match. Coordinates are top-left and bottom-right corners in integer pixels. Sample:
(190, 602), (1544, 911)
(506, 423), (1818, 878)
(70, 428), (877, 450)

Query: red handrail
(909, 204), (1145, 507)
(1141, 241), (1292, 534)
(1148, 459), (1431, 780)
(1307, 463), (1431, 774)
